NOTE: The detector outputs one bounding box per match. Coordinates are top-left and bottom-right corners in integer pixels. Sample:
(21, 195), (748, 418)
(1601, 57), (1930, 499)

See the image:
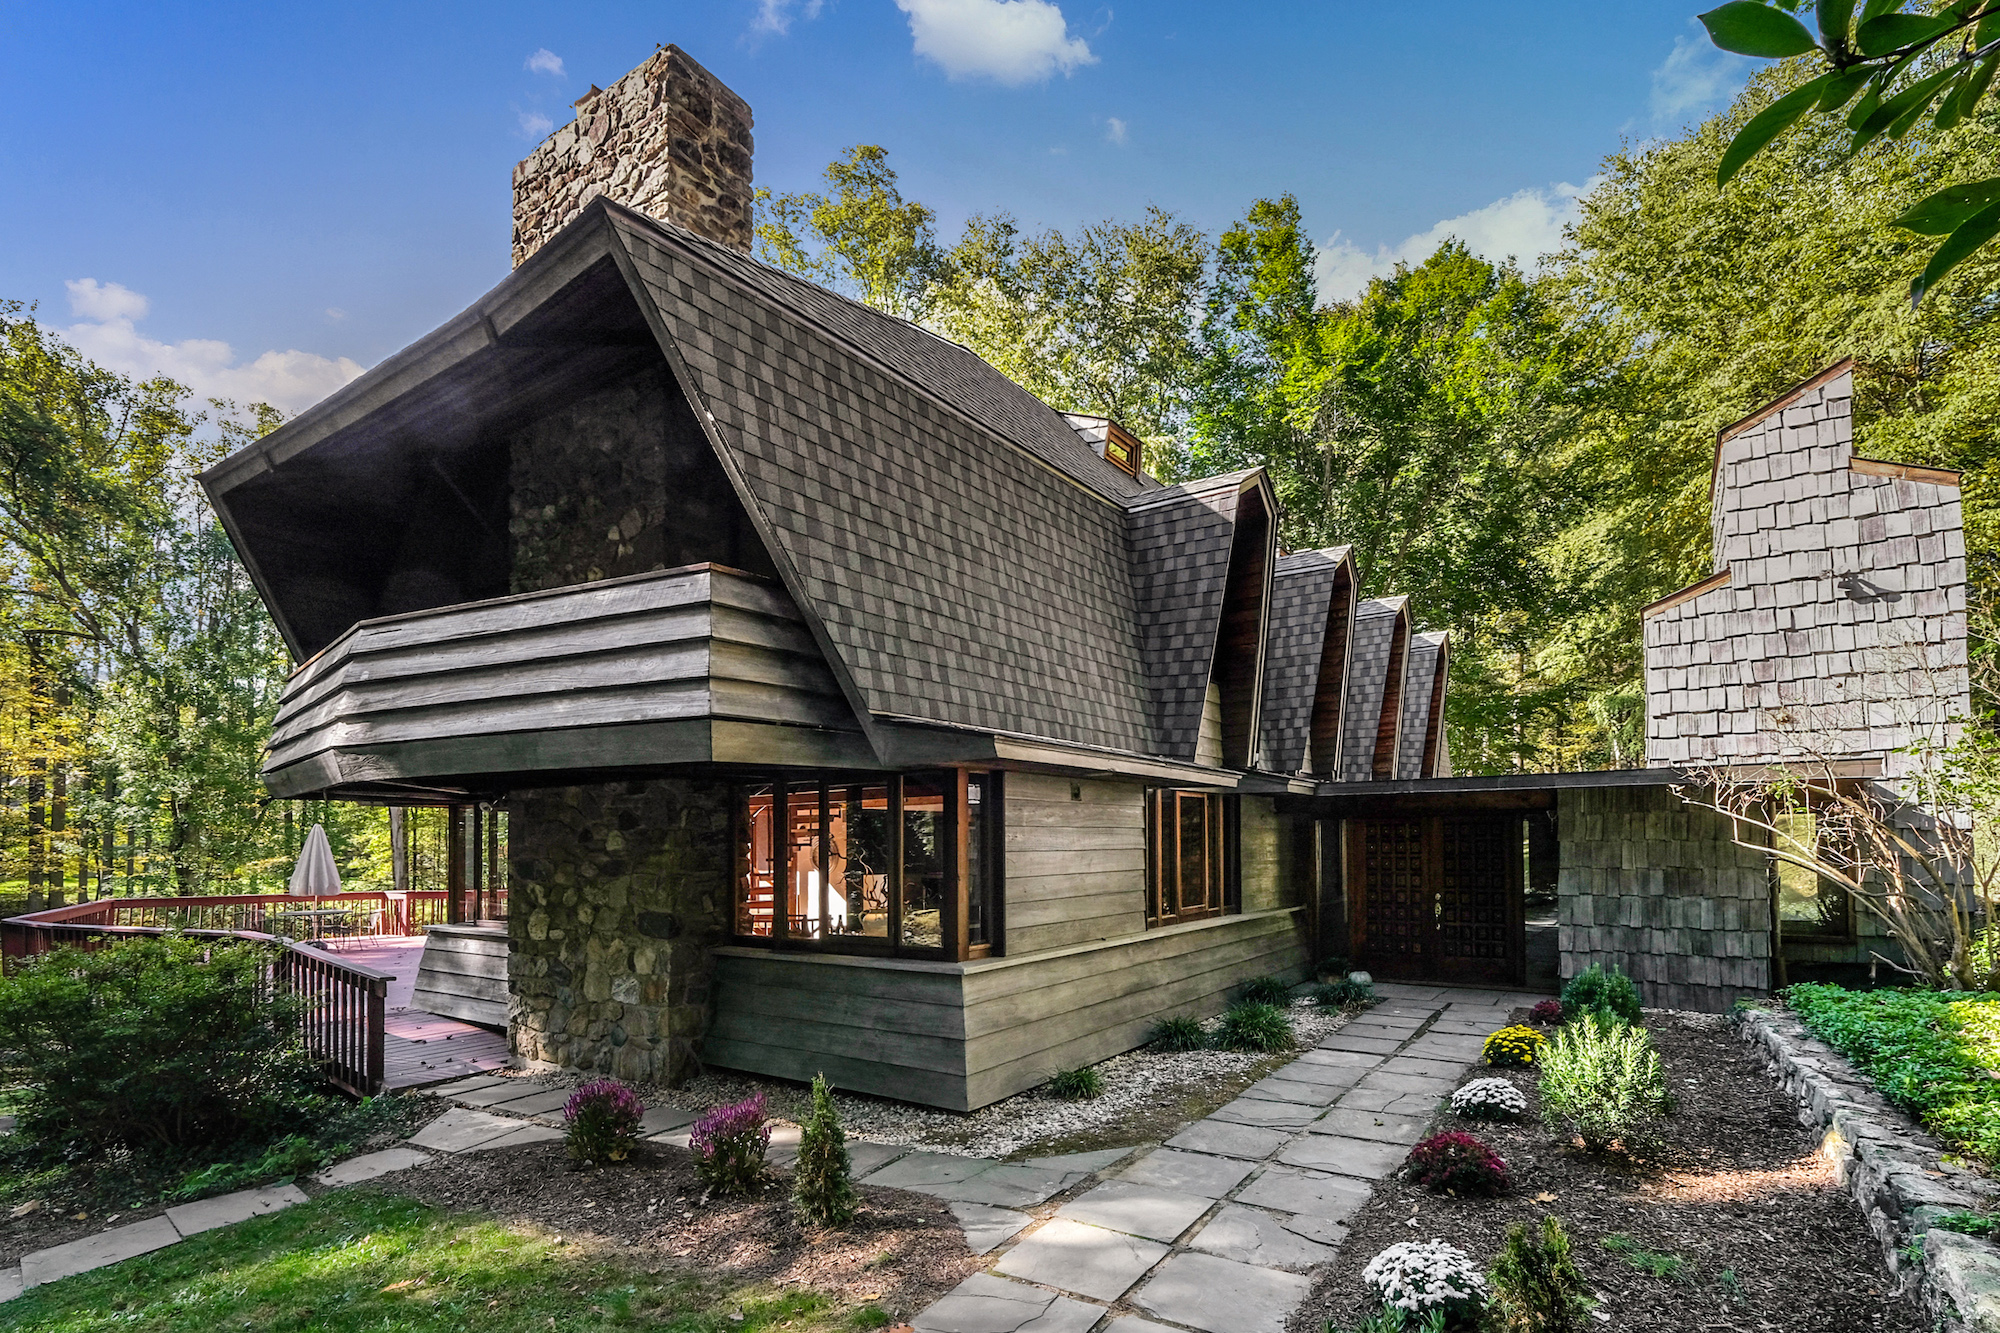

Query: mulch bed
(1294, 1011), (1929, 1333)
(368, 1137), (978, 1325)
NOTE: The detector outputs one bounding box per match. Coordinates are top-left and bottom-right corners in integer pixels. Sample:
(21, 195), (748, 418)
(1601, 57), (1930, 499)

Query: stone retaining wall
(1737, 1006), (2000, 1331)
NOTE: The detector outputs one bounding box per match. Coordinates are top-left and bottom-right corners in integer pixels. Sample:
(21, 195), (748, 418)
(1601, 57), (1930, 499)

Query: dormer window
(1103, 422), (1142, 477)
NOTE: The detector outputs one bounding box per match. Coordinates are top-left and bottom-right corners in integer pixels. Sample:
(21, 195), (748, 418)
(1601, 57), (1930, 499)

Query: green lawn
(3, 1190), (894, 1333)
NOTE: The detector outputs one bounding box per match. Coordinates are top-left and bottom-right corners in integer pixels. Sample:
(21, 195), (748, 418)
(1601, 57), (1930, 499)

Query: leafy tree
(1700, 0), (2000, 301)
(754, 145), (940, 320)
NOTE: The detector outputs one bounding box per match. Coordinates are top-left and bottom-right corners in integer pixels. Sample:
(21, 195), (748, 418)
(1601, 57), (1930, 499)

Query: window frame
(731, 768), (1004, 961)
(1768, 802), (1856, 942)
(1146, 789), (1235, 927)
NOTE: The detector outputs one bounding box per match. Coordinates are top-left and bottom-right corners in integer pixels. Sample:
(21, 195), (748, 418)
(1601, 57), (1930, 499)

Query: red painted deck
(315, 935), (511, 1091)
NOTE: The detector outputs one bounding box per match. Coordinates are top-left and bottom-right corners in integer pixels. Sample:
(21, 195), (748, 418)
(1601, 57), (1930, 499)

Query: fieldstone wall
(512, 44), (753, 266)
(506, 363), (778, 595)
(1739, 1006), (2000, 1331)
(1558, 784), (1772, 1011)
(506, 779), (732, 1084)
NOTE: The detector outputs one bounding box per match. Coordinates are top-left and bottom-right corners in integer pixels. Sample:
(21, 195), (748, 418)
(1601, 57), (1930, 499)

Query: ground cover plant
(1237, 974), (1295, 1005)
(1045, 1065), (1105, 1100)
(1786, 982), (2000, 1169)
(1299, 1012), (1926, 1333)
(1216, 1001), (1295, 1052)
(1148, 1015), (1207, 1051)
(0, 1180), (964, 1333)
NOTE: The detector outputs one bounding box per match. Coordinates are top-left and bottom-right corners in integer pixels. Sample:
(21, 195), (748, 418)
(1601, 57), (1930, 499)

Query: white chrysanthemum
(1362, 1239), (1488, 1313)
(1451, 1076), (1528, 1120)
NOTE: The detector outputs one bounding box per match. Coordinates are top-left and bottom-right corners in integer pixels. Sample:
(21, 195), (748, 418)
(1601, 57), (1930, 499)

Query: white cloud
(325, 307), (346, 322)
(1313, 181), (1597, 303)
(525, 48), (565, 77)
(519, 110), (554, 139)
(1104, 116), (1127, 145)
(59, 278), (365, 416)
(753, 0), (825, 35)
(1650, 22), (1754, 131)
(894, 0), (1097, 84)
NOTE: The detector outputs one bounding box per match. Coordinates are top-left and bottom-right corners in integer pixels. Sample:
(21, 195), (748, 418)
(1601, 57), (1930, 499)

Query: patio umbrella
(288, 824), (343, 896)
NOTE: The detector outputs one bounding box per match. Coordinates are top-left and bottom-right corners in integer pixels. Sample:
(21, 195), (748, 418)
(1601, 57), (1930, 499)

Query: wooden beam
(1642, 568), (1731, 619)
(1851, 456), (1961, 487)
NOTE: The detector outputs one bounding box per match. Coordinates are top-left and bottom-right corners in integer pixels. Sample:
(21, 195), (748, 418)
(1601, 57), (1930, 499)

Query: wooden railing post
(366, 976), (387, 1095)
(447, 806), (467, 925)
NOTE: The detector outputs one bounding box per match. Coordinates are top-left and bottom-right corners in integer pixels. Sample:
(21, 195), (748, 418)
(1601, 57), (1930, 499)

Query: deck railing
(0, 901), (395, 1097)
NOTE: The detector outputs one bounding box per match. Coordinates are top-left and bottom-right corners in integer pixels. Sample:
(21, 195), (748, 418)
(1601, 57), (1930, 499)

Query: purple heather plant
(690, 1092), (771, 1194)
(1404, 1130), (1511, 1196)
(562, 1079), (645, 1164)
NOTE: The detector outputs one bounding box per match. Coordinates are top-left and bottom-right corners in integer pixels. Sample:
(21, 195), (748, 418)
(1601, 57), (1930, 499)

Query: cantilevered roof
(204, 200), (1279, 770)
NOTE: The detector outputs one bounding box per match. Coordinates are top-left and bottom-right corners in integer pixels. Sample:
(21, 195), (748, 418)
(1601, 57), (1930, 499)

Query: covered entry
(1346, 815), (1526, 985)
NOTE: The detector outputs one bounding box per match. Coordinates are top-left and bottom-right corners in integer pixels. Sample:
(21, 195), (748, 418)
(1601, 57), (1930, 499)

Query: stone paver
(446, 1081), (537, 1107)
(485, 1088), (573, 1118)
(767, 1124), (804, 1167)
(1276, 1134), (1407, 1179)
(914, 1272), (1104, 1333)
(1380, 1055), (1465, 1079)
(408, 1107), (524, 1153)
(930, 1162), (1083, 1208)
(950, 1202), (1034, 1255)
(1207, 1097), (1320, 1129)
(1105, 1319), (1182, 1333)
(1292, 1047), (1379, 1069)
(846, 1141), (910, 1179)
(0, 1267), (21, 1302)
(1314, 1033), (1401, 1055)
(1165, 1120), (1288, 1160)
(1057, 1180), (1212, 1243)
(1134, 1249), (1314, 1333)
(21, 1216), (181, 1288)
(1351, 1070), (1457, 1096)
(1021, 1147), (1136, 1174)
(165, 1183), (307, 1236)
(1242, 1076), (1343, 1106)
(639, 1105), (696, 1134)
(995, 1218), (1168, 1301)
(315, 1147), (434, 1186)
(862, 1150), (995, 1189)
(432, 1073), (512, 1097)
(475, 1123), (565, 1152)
(1306, 1110), (1428, 1144)
(1187, 1202), (1340, 1271)
(1116, 1147), (1256, 1198)
(1234, 1164), (1371, 1223)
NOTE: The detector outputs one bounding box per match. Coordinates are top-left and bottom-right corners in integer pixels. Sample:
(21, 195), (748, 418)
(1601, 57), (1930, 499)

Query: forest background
(4, 47), (1996, 904)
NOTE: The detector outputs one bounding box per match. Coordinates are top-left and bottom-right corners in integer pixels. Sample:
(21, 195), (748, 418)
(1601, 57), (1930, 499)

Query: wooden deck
(317, 936), (511, 1091)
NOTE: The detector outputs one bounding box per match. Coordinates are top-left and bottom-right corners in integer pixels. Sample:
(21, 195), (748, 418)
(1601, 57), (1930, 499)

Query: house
(199, 46), (1451, 1111)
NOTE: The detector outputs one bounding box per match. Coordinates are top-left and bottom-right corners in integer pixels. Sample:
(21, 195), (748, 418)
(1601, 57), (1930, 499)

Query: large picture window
(1772, 806), (1854, 940)
(734, 770), (1003, 960)
(1147, 790), (1233, 926)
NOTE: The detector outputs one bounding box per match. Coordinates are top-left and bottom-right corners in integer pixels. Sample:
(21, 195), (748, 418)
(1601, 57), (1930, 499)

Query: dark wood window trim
(1767, 800), (1856, 943)
(1146, 789), (1233, 927)
(1103, 422), (1143, 477)
(731, 768), (1001, 961)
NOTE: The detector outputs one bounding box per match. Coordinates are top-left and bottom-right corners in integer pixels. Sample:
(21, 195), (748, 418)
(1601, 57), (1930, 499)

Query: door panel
(1351, 816), (1524, 985)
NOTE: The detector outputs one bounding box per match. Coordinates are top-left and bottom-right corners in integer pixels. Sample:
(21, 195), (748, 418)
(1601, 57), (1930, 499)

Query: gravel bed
(479, 997), (1357, 1160)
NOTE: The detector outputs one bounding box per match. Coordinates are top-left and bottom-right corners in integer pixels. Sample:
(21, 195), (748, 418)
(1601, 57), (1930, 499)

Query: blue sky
(0, 0), (1754, 417)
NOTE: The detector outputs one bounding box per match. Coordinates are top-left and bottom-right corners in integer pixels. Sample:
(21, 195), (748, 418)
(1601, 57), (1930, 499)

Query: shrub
(1361, 1239), (1487, 1322)
(792, 1073), (857, 1228)
(1450, 1077), (1528, 1121)
(1150, 1015), (1207, 1052)
(1314, 977), (1375, 1007)
(1217, 1001), (1295, 1052)
(1482, 1025), (1547, 1067)
(1539, 1019), (1670, 1152)
(563, 1079), (644, 1164)
(1403, 1131), (1510, 1195)
(689, 1093), (770, 1194)
(1528, 999), (1565, 1026)
(0, 935), (320, 1152)
(1238, 974), (1295, 1006)
(1559, 964), (1642, 1026)
(1046, 1065), (1105, 1099)
(1487, 1216), (1593, 1333)
(1786, 983), (2000, 1170)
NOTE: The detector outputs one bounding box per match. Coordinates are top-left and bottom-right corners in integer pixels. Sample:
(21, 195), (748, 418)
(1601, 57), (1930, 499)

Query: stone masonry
(512, 43), (754, 266)
(1645, 364), (1969, 777)
(506, 779), (732, 1084)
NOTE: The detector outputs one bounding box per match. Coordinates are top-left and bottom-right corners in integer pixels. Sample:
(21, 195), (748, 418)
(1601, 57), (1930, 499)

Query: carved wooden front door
(1349, 816), (1524, 985)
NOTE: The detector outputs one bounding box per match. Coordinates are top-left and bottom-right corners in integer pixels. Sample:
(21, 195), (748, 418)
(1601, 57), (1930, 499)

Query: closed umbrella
(289, 824), (343, 896)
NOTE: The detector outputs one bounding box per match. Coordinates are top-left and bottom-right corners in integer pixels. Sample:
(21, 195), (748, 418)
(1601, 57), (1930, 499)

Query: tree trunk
(390, 807), (408, 893)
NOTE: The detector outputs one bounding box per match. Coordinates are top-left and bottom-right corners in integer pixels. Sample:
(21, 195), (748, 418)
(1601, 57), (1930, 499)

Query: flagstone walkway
(907, 981), (1546, 1333)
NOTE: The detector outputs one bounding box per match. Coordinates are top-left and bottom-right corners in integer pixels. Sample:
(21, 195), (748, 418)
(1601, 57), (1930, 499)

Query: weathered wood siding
(1558, 785), (1771, 1012)
(263, 564), (865, 798)
(1239, 796), (1285, 912)
(1002, 773), (1147, 955)
(705, 907), (1309, 1110)
(413, 923), (510, 1027)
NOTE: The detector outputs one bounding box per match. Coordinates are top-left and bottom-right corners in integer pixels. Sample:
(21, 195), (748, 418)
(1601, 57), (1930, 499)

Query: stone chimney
(511, 45), (754, 267)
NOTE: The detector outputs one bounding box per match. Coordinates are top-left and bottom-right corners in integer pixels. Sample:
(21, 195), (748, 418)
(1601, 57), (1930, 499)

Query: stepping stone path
(912, 981), (1546, 1333)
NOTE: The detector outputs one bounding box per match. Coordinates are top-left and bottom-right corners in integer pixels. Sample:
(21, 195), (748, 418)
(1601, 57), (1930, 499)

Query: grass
(1601, 1232), (1687, 1280)
(1236, 975), (1295, 1006)
(1215, 1001), (1294, 1053)
(1148, 1015), (1207, 1052)
(1044, 1066), (1105, 1100)
(1786, 983), (2000, 1169)
(3, 1188), (895, 1332)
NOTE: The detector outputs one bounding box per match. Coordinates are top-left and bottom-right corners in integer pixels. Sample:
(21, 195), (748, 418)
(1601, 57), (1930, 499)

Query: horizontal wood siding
(413, 925), (510, 1026)
(1002, 773), (1147, 954)
(703, 908), (1308, 1111)
(265, 565), (862, 793)
(1238, 795), (1288, 912)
